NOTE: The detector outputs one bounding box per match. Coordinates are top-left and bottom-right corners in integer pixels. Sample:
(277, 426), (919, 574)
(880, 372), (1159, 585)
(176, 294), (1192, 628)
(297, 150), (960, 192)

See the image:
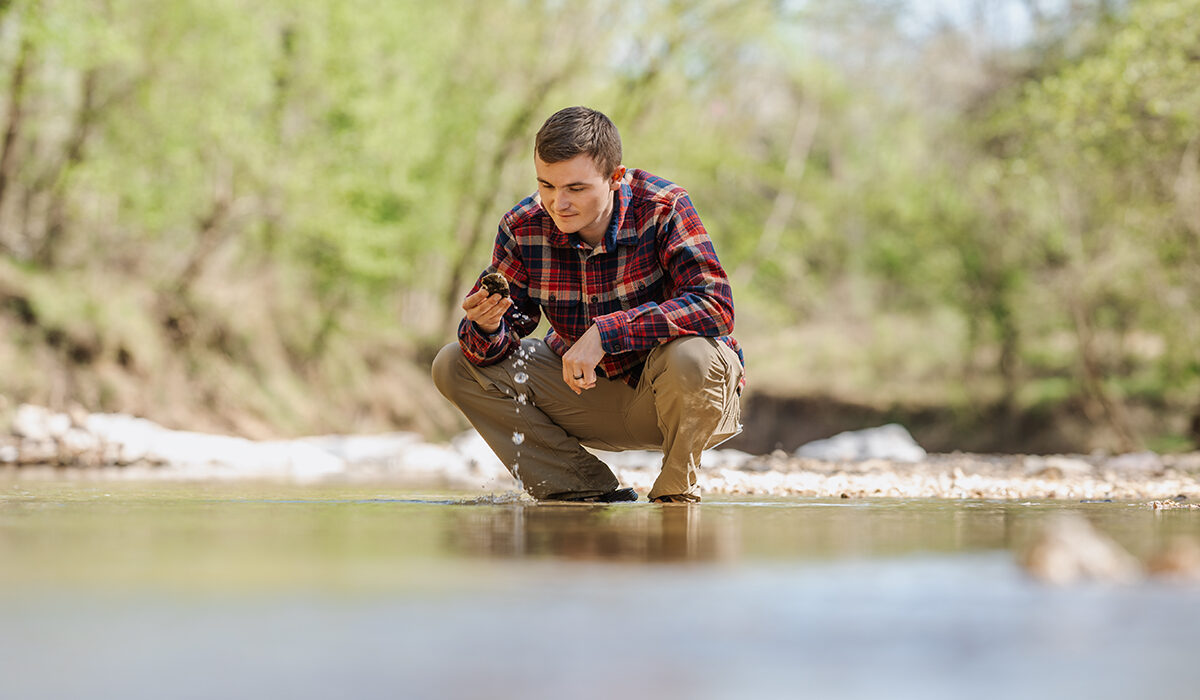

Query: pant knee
(649, 338), (722, 394)
(431, 342), (468, 399)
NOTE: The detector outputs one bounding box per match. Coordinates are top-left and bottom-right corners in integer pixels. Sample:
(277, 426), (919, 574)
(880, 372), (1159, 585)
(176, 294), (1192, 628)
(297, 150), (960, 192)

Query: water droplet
(517, 393), (528, 405)
(512, 432), (525, 445)
(514, 371), (528, 384)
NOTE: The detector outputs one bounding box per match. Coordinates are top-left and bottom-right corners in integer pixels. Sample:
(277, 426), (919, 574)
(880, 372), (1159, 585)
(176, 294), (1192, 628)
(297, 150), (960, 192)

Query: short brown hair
(535, 106), (622, 177)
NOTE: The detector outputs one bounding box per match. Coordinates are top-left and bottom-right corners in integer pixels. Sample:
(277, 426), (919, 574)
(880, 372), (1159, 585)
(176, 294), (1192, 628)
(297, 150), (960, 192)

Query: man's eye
(570, 187), (586, 192)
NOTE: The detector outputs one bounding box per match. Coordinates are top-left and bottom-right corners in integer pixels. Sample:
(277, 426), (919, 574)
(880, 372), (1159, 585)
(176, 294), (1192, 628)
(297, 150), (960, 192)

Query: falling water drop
(512, 431), (525, 445)
(514, 371), (529, 384)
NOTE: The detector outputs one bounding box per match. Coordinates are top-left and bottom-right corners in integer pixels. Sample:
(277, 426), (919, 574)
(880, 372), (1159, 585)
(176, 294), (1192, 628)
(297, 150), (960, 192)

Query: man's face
(535, 154), (622, 244)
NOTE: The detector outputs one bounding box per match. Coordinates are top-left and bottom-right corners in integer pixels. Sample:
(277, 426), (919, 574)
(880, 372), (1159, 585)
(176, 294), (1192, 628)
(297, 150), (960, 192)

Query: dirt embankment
(729, 392), (1200, 456)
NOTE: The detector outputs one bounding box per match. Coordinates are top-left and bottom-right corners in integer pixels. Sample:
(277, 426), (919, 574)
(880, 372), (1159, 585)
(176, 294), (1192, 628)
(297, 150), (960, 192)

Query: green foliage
(0, 0), (1194, 449)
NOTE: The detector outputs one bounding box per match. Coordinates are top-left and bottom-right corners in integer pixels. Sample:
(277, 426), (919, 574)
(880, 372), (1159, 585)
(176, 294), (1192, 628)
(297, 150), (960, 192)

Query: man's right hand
(462, 288), (513, 334)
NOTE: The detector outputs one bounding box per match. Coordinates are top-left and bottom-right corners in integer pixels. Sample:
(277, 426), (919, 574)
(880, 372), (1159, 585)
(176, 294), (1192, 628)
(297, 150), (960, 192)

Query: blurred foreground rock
(1020, 514), (1200, 585)
(3, 404), (1200, 501)
(1020, 514), (1142, 585)
(1146, 538), (1200, 582)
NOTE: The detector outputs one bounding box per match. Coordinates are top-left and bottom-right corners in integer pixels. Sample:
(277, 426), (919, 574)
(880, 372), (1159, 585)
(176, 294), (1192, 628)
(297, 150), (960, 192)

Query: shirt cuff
(594, 311), (632, 354)
(460, 317), (509, 363)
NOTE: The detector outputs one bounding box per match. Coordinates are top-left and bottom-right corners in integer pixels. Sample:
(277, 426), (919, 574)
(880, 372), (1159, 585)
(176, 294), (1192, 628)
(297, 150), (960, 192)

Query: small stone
(1024, 455), (1093, 478)
(480, 272), (510, 298)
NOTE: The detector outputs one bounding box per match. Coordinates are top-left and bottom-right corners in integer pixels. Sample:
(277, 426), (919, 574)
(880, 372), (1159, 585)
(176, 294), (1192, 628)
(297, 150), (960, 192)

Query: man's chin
(553, 217), (580, 233)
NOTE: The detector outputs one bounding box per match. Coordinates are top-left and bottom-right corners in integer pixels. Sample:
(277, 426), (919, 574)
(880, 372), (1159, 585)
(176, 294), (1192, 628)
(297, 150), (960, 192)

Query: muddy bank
(3, 404), (1199, 502)
(729, 392), (1199, 455)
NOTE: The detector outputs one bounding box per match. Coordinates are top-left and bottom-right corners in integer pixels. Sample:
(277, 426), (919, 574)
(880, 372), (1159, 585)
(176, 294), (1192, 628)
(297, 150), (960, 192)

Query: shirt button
(590, 296), (598, 303)
(549, 293), (556, 302)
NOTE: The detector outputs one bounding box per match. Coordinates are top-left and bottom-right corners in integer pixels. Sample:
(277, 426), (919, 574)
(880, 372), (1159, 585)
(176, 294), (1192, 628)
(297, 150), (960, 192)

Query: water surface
(1, 481), (1197, 699)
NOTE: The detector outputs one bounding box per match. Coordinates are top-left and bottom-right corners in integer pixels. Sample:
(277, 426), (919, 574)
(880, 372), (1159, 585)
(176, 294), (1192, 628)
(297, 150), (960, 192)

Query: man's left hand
(562, 324), (604, 395)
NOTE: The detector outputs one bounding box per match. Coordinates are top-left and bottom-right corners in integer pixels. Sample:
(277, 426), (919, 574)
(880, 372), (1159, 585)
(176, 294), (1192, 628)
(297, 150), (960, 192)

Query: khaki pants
(431, 336), (742, 500)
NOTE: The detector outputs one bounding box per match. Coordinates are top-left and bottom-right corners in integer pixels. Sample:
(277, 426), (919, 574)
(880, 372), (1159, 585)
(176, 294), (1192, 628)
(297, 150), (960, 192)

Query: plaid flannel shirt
(458, 168), (744, 389)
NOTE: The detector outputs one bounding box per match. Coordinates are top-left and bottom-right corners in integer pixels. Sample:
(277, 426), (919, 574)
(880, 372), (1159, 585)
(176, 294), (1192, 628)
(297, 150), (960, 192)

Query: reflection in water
(447, 504), (733, 563)
(3, 484), (1200, 700)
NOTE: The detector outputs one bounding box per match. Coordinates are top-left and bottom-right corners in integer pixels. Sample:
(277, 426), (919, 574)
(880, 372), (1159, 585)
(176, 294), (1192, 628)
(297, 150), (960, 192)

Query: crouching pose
(432, 106), (744, 503)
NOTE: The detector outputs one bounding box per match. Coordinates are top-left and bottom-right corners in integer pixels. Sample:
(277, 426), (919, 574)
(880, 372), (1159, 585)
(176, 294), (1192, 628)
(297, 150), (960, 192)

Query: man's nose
(555, 195), (571, 211)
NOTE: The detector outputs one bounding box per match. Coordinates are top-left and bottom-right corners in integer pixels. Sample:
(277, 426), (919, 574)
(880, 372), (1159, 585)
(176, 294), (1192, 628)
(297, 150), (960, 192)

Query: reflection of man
(450, 504), (722, 563)
(432, 106), (743, 503)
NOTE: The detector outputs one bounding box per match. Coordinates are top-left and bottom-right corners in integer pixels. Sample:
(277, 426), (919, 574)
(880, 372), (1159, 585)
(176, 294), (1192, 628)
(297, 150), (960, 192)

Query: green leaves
(0, 0), (1195, 445)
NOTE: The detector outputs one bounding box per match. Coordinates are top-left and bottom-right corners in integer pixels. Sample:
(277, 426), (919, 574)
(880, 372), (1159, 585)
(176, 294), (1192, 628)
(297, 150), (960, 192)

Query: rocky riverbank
(3, 404), (1200, 501)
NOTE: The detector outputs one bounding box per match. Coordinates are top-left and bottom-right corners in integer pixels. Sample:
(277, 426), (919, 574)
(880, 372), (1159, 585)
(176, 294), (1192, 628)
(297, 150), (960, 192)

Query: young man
(432, 106), (743, 503)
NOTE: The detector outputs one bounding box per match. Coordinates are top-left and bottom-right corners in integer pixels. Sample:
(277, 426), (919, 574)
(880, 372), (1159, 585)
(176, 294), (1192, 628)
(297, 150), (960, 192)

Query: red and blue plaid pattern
(458, 169), (744, 388)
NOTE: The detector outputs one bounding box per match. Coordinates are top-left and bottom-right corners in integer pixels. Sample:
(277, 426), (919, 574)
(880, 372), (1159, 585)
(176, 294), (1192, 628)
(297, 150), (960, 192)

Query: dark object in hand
(480, 272), (510, 298)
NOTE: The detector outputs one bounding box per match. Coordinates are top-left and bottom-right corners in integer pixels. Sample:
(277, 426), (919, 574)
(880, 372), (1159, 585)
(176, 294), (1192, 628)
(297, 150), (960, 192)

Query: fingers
(461, 288), (491, 311)
(561, 361), (598, 394)
(463, 291), (511, 333)
(463, 291), (509, 318)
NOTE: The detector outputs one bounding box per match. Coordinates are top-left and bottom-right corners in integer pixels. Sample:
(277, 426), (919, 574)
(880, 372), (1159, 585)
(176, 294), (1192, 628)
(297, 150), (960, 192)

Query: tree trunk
(173, 161), (238, 299)
(37, 68), (99, 267)
(1069, 299), (1139, 452)
(734, 97), (820, 286)
(0, 35), (32, 251)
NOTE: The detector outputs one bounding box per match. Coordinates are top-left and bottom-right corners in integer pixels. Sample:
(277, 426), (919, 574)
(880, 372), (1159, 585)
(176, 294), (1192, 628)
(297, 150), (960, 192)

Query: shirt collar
(610, 179), (637, 247)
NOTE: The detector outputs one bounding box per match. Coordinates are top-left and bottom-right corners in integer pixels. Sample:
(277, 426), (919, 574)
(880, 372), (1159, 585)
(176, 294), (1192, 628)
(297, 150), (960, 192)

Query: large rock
(1020, 514), (1141, 585)
(794, 423), (927, 462)
(85, 412), (345, 480)
(12, 404), (71, 441)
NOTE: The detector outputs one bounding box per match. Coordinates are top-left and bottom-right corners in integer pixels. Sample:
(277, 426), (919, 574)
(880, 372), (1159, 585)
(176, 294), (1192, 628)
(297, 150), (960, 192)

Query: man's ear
(610, 165), (626, 189)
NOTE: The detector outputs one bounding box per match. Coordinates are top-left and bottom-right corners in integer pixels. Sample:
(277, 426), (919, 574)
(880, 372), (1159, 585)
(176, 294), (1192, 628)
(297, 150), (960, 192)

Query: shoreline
(3, 404), (1199, 502)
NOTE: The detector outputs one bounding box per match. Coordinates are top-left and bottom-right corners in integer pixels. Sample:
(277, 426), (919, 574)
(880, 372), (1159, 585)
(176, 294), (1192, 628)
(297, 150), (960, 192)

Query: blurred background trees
(0, 0), (1195, 452)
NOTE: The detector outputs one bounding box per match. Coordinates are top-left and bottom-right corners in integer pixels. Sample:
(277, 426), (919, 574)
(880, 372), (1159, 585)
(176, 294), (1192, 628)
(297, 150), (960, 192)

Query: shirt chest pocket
(613, 266), (665, 310)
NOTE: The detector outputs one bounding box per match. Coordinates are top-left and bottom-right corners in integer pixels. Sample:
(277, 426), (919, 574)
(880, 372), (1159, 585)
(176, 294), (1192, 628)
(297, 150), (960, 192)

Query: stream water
(1, 480), (1197, 699)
